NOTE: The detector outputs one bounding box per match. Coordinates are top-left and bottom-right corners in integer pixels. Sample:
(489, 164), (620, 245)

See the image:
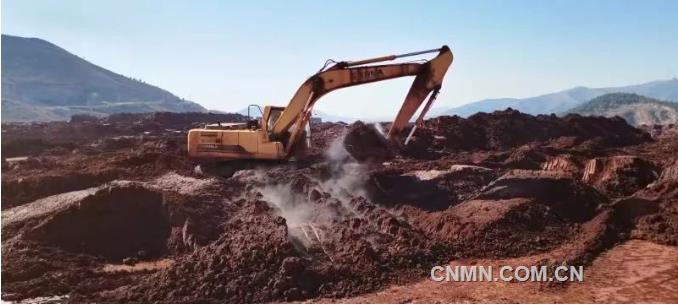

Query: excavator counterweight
(187, 46), (454, 161)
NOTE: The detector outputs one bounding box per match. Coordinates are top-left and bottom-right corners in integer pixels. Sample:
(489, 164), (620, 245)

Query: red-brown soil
(2, 109), (676, 303)
(323, 240), (678, 303)
(343, 121), (394, 162)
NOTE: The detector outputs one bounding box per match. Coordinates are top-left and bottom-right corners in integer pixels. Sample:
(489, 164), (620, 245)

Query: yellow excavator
(187, 46), (453, 162)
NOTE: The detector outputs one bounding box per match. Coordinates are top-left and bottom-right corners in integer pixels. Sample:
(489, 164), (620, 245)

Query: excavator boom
(272, 46), (453, 142)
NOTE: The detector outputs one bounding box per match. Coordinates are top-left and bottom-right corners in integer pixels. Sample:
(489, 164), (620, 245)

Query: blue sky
(3, 0), (677, 118)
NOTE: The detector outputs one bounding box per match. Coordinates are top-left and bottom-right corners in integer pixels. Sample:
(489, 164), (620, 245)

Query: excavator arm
(270, 46), (453, 156)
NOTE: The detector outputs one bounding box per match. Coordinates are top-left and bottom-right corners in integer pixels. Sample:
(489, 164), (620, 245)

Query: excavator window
(267, 108), (283, 134)
(247, 104), (263, 120)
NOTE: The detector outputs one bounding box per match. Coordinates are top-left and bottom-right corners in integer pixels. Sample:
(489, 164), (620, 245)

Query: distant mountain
(439, 79), (678, 117)
(311, 110), (357, 123)
(1, 35), (205, 122)
(566, 93), (678, 126)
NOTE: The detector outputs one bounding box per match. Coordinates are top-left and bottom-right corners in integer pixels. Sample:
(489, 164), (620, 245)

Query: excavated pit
(18, 183), (171, 260)
(366, 173), (454, 211)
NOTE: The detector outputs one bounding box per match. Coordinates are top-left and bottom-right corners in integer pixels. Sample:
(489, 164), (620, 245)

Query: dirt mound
(100, 207), (297, 303)
(2, 170), (120, 210)
(561, 114), (653, 146)
(1, 112), (246, 160)
(343, 121), (395, 162)
(614, 179), (678, 246)
(410, 170), (607, 258)
(398, 126), (439, 160)
(420, 109), (650, 151)
(501, 144), (547, 169)
(477, 170), (604, 221)
(414, 198), (575, 258)
(582, 156), (660, 197)
(2, 146), (196, 210)
(1, 137), (77, 158)
(658, 159), (678, 182)
(541, 154), (583, 176)
(107, 112), (247, 130)
(308, 122), (349, 156)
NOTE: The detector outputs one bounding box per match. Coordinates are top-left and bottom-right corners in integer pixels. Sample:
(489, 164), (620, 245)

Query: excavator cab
(262, 105), (311, 156)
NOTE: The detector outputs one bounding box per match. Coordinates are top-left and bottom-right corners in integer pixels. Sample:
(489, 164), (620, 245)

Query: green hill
(1, 35), (206, 122)
(566, 93), (678, 126)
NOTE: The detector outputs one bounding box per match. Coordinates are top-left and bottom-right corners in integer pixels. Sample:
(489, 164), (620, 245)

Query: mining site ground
(1, 110), (677, 303)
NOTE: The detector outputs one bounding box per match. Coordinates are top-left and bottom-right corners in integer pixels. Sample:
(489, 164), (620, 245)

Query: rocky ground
(1, 109), (677, 303)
